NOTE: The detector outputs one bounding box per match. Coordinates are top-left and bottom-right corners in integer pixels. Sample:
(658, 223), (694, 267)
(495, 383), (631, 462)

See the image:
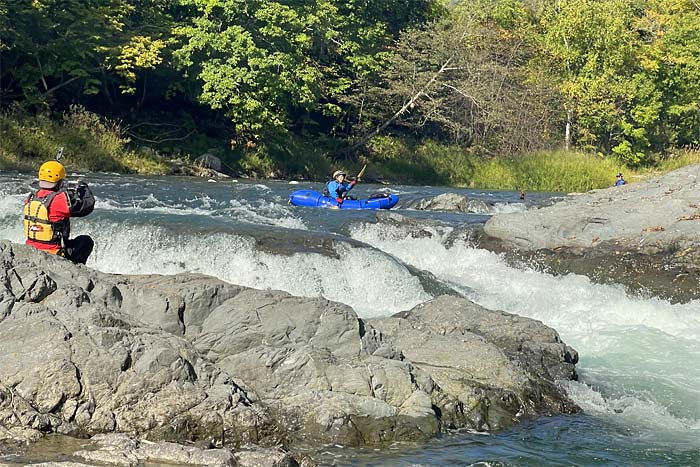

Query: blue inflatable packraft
(288, 190), (398, 210)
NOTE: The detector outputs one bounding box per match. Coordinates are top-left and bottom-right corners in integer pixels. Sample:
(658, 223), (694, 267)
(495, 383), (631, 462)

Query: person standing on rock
(23, 160), (95, 264)
(324, 170), (356, 204)
(615, 173), (627, 186)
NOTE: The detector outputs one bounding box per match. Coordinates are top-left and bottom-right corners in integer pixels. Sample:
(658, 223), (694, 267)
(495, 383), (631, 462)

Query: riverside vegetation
(1, 0), (698, 191)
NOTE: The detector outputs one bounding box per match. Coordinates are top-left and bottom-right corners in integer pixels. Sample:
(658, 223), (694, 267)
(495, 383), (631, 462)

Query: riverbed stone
(195, 153), (223, 172)
(71, 433), (300, 467)
(400, 193), (490, 213)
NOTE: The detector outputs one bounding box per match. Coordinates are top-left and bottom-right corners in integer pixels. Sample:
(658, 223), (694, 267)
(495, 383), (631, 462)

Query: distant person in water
(519, 190), (526, 200)
(615, 173), (627, 186)
(324, 170), (356, 204)
(23, 160), (95, 264)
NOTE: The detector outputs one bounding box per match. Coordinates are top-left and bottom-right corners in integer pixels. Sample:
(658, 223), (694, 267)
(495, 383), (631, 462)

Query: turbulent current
(0, 172), (698, 467)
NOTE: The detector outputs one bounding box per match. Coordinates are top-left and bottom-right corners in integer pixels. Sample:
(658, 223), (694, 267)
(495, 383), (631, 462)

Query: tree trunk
(565, 107), (572, 151)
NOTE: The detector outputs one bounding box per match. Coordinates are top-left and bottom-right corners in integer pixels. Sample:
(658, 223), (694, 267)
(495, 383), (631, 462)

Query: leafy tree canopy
(171, 0), (440, 140)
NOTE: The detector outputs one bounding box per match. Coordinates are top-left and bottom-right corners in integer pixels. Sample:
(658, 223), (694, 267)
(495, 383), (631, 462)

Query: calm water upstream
(0, 172), (698, 467)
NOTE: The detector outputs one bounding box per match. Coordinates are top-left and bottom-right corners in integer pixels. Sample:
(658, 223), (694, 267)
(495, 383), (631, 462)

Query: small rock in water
(207, 179), (217, 183)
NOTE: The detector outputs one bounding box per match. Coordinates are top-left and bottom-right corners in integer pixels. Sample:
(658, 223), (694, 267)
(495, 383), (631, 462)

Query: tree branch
(338, 57), (454, 155)
(441, 83), (482, 108)
(34, 55), (49, 92)
(126, 130), (196, 144)
(40, 75), (83, 97)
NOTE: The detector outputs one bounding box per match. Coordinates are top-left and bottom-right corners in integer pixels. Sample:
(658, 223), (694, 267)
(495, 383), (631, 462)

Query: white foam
(95, 193), (307, 230)
(350, 223), (700, 338)
(97, 194), (216, 216)
(236, 183), (271, 192)
(0, 194), (28, 243)
(90, 224), (429, 317)
(562, 380), (700, 440)
(221, 199), (307, 230)
(350, 221), (700, 434)
(490, 202), (526, 214)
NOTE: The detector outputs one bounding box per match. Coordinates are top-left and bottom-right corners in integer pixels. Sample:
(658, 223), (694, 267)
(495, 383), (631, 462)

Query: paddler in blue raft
(614, 172), (627, 186)
(324, 170), (356, 204)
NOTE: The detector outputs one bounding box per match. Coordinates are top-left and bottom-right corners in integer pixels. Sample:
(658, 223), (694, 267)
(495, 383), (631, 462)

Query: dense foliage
(1, 0), (698, 178)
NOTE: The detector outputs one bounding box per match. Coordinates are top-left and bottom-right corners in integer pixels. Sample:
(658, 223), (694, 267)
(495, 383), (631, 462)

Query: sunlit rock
(483, 165), (700, 302)
(0, 240), (579, 452)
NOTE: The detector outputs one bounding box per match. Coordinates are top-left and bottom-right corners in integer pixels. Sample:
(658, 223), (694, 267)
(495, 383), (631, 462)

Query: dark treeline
(1, 0), (698, 177)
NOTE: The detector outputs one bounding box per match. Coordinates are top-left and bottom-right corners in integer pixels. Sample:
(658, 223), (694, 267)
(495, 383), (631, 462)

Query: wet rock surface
(0, 240), (578, 463)
(399, 193), (491, 213)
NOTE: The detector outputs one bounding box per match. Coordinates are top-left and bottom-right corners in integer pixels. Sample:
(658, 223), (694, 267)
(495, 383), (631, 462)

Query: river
(0, 172), (698, 467)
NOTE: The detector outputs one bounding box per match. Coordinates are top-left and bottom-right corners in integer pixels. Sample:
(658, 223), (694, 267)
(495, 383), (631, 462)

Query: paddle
(341, 164), (367, 200)
(53, 146), (78, 191)
(55, 147), (78, 190)
(55, 147), (84, 192)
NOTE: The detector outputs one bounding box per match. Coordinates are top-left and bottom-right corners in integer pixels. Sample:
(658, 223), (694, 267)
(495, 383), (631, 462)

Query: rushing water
(0, 172), (698, 467)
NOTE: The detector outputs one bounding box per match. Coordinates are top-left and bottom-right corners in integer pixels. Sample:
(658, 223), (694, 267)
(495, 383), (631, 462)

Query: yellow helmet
(38, 161), (66, 183)
(332, 170), (346, 179)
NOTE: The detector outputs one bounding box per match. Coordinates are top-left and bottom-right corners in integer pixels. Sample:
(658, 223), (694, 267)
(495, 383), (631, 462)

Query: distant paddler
(323, 164), (366, 204)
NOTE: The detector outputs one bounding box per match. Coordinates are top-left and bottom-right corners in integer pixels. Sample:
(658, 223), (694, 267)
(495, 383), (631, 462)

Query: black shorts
(63, 235), (94, 265)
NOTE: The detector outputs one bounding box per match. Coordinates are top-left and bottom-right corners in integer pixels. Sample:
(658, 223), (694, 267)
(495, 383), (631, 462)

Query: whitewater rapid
(350, 221), (700, 448)
(1, 173), (698, 465)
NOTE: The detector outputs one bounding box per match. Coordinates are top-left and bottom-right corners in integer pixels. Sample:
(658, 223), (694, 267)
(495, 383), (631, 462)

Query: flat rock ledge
(483, 165), (700, 302)
(0, 240), (578, 459)
(7, 433), (306, 467)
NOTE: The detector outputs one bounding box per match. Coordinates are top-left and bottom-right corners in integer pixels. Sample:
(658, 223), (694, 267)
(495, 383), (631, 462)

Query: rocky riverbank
(0, 240), (578, 465)
(482, 165), (700, 302)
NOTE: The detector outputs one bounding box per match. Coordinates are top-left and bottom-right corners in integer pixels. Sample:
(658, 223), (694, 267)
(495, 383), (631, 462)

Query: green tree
(0, 0), (176, 108)
(348, 1), (561, 153)
(172, 0), (439, 144)
(538, 0), (699, 163)
(638, 0), (700, 149)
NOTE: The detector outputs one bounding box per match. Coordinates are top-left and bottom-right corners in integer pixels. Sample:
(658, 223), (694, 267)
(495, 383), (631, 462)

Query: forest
(1, 0), (698, 189)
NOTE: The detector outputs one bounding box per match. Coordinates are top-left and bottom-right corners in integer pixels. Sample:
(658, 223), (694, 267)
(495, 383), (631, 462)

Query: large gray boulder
(401, 193), (490, 213)
(0, 240), (578, 451)
(482, 165), (700, 302)
(0, 244), (267, 447)
(485, 165), (700, 253)
(195, 153), (223, 172)
(369, 296), (578, 431)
